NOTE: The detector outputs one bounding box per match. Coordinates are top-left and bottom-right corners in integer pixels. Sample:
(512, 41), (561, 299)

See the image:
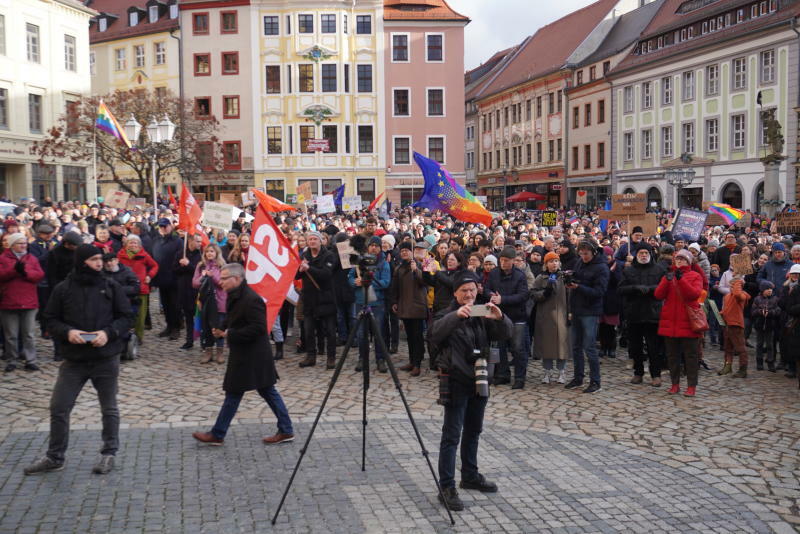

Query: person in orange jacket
(719, 277), (750, 377)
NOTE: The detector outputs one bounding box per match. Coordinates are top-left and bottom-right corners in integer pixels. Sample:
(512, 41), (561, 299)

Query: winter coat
(220, 282), (277, 394)
(0, 250), (45, 309)
(483, 266), (529, 323)
(710, 244), (741, 273)
(102, 264), (141, 302)
(173, 247), (202, 311)
(721, 282), (749, 328)
(654, 265), (704, 338)
(45, 243), (75, 288)
(750, 294), (780, 331)
(117, 248), (159, 295)
(150, 233), (182, 288)
(93, 240), (114, 254)
(531, 273), (570, 360)
(296, 247), (336, 317)
(603, 263), (623, 317)
(348, 252), (391, 306)
(423, 268), (464, 313)
(618, 255), (665, 324)
(109, 232), (124, 254)
(559, 243), (580, 271)
(757, 257), (792, 297)
(389, 260), (428, 319)
(192, 262), (227, 313)
(694, 251), (711, 279)
(570, 253), (610, 317)
(332, 252), (356, 306)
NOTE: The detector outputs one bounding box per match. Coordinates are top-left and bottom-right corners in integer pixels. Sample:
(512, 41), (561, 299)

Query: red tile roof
(383, 0), (469, 22)
(475, 0), (618, 100)
(87, 0), (178, 45)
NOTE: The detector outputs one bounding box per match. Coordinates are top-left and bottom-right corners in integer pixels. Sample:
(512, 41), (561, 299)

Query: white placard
(475, 196), (488, 206)
(203, 201), (233, 230)
(316, 194), (336, 214)
(342, 195), (362, 212)
(229, 206), (254, 223)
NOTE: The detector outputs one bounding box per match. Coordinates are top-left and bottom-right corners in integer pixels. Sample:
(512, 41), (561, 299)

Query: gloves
(674, 269), (682, 280)
(14, 261), (25, 275)
(665, 272), (674, 281)
(548, 274), (557, 286)
(638, 285), (650, 295)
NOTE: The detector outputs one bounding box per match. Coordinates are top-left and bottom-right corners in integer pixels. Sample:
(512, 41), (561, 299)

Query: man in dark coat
(192, 263), (294, 446)
(296, 231), (337, 369)
(25, 245), (132, 476)
(173, 233), (203, 349)
(151, 218), (183, 339)
(46, 231), (82, 290)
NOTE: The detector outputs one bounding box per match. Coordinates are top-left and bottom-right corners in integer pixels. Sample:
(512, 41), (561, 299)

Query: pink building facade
(382, 0), (468, 207)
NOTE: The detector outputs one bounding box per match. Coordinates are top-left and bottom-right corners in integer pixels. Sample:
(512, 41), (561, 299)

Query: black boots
(274, 342), (283, 361)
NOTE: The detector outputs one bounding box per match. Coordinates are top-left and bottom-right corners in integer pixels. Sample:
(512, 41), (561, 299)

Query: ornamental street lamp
(502, 167), (519, 208)
(665, 152), (696, 209)
(123, 114), (176, 211)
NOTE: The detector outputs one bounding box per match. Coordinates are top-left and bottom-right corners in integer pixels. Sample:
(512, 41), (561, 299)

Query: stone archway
(720, 182), (743, 208)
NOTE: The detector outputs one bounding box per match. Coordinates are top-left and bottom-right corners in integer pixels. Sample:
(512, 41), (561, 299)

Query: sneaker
(24, 362), (40, 372)
(582, 382), (601, 394)
(4, 363), (15, 373)
(262, 433), (295, 445)
(492, 376), (511, 385)
(24, 456), (64, 475)
(438, 487), (464, 512)
(564, 378), (583, 390)
(377, 360), (388, 373)
(541, 370), (551, 384)
(630, 375), (643, 384)
(91, 455), (114, 475)
(651, 377), (662, 387)
(511, 380), (524, 390)
(459, 474), (498, 493)
(179, 342), (193, 350)
(192, 432), (224, 446)
(557, 370), (566, 384)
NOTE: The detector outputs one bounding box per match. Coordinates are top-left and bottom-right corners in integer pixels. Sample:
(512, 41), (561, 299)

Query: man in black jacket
(25, 245), (132, 476)
(173, 233), (203, 349)
(151, 218), (182, 340)
(431, 273), (512, 511)
(296, 231), (337, 369)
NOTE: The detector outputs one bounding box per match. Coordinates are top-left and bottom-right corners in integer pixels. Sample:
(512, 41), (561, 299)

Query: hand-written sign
(105, 190), (131, 209)
(541, 210), (558, 227)
(576, 190), (588, 205)
(730, 253), (754, 276)
(202, 201), (233, 231)
(776, 212), (800, 234)
(671, 208), (708, 241)
(342, 195), (362, 212)
(610, 193), (646, 215)
(619, 213), (659, 236)
(296, 182), (313, 205)
(734, 212), (752, 229)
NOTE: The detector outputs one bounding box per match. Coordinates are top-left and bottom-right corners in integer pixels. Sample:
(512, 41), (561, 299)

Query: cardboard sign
(203, 201), (233, 231)
(336, 241), (355, 269)
(671, 208), (708, 241)
(776, 212), (800, 234)
(241, 191), (256, 206)
(576, 190), (588, 205)
(105, 190), (131, 209)
(342, 195), (362, 212)
(541, 210), (558, 227)
(218, 193), (238, 206)
(735, 212), (752, 229)
(127, 197), (146, 209)
(610, 193), (646, 215)
(620, 213), (659, 236)
(316, 194), (336, 214)
(730, 254), (754, 275)
(296, 182), (313, 204)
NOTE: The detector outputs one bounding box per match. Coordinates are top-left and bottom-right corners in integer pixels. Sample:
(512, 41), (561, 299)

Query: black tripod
(271, 282), (456, 525)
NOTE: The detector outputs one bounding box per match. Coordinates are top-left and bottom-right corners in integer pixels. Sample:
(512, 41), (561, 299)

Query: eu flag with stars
(332, 184), (345, 206)
(411, 152), (492, 226)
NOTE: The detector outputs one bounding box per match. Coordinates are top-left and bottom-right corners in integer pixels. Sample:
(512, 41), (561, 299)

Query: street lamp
(665, 152), (696, 209)
(501, 167), (519, 208)
(123, 113), (176, 211)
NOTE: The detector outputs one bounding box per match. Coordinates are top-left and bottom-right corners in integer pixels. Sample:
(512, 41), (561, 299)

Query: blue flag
(599, 198), (611, 233)
(332, 184), (345, 206)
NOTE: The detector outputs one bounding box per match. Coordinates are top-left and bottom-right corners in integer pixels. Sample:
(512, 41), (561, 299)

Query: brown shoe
(326, 356), (336, 369)
(630, 375), (643, 384)
(192, 431), (223, 446)
(409, 367), (421, 377)
(262, 433), (295, 445)
(214, 348), (225, 364)
(399, 363), (414, 371)
(299, 355), (316, 368)
(200, 350), (213, 364)
(651, 376), (662, 387)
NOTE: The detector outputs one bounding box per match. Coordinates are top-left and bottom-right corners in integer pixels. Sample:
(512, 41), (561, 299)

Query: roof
(576, 0), (666, 67)
(383, 0), (469, 22)
(87, 0), (178, 44)
(474, 0), (618, 100)
(59, 0), (99, 16)
(465, 46), (518, 100)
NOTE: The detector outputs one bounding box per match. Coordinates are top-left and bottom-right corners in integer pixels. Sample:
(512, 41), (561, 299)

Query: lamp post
(501, 167), (519, 209)
(665, 152), (696, 209)
(123, 113), (176, 211)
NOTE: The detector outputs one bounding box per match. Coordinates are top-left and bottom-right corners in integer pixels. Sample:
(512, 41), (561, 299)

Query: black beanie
(75, 244), (103, 268)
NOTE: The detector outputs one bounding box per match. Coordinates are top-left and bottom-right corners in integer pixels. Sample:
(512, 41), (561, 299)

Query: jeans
(664, 337), (699, 387)
(628, 323), (662, 378)
(496, 323), (529, 381)
(271, 317), (284, 343)
(305, 314), (337, 359)
(542, 359), (566, 370)
(352, 303), (386, 362)
(336, 302), (353, 343)
(402, 318), (425, 367)
(438, 380), (487, 489)
(570, 315), (601, 384)
(211, 386), (294, 439)
(1, 309), (38, 364)
(755, 328), (775, 364)
(48, 355), (120, 462)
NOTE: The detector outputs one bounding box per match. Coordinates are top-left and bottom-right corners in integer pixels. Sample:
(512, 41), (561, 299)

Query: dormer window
(129, 11), (138, 26)
(149, 5), (158, 23)
(99, 17), (107, 31)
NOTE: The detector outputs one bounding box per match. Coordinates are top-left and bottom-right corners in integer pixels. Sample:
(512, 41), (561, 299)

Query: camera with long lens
(560, 270), (575, 286)
(474, 348), (489, 397)
(348, 235), (380, 286)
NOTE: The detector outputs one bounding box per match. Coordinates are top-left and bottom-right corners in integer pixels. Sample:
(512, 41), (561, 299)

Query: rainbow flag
(95, 100), (132, 148)
(412, 152), (492, 226)
(708, 202), (745, 225)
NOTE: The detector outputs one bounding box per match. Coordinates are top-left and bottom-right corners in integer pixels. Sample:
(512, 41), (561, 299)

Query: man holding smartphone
(25, 244), (132, 476)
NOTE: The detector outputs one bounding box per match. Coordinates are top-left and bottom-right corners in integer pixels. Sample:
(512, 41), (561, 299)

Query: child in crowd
(751, 280), (780, 372)
(720, 278), (750, 377)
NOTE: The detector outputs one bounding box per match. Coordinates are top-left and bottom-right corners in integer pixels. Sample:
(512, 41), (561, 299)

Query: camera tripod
(271, 284), (456, 525)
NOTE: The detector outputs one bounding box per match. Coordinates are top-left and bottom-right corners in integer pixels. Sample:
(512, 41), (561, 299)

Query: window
(195, 97), (211, 118)
(584, 145), (591, 169)
(428, 137), (444, 163)
(65, 100), (80, 137)
(321, 64), (337, 92)
(300, 125), (314, 153)
(661, 76), (673, 105)
(356, 15), (371, 34)
(504, 107), (509, 126)
(266, 65), (281, 93)
(28, 94), (42, 133)
(357, 178), (375, 202)
(760, 49), (775, 83)
(526, 143), (531, 164)
(427, 34), (443, 61)
(392, 34), (409, 62)
(577, 70), (583, 85)
(222, 52), (238, 74)
(322, 125), (338, 153)
(661, 126), (673, 157)
(589, 66), (596, 81)
(598, 100), (605, 123)
(64, 35), (77, 71)
(536, 142), (542, 163)
(358, 125), (373, 153)
(682, 122), (695, 154)
(155, 42), (166, 65)
(394, 137), (410, 164)
(266, 127), (282, 154)
(731, 114), (745, 149)
(572, 107), (579, 129)
(557, 90), (563, 113)
(134, 45), (145, 68)
(129, 10), (139, 26)
(623, 86), (634, 113)
(536, 96), (542, 118)
(299, 64), (313, 92)
(193, 12), (209, 34)
(427, 89), (444, 116)
(90, 51), (95, 75)
(116, 48), (127, 71)
(0, 88), (7, 128)
(526, 99), (531, 121)
(170, 3), (178, 18)
(623, 132), (633, 161)
(572, 147), (579, 170)
(548, 140), (555, 161)
(706, 64), (719, 96)
(733, 57), (746, 89)
(286, 14), (291, 34)
(545, 93), (553, 115)
(222, 141), (241, 169)
(557, 138), (562, 160)
(155, 86), (166, 100)
(197, 142), (213, 170)
(466, 152), (474, 169)
(221, 11), (237, 33)
(584, 103), (591, 126)
(321, 14), (336, 33)
(682, 71), (694, 100)
(344, 14), (348, 33)
(642, 81), (652, 109)
(98, 18), (107, 32)
(641, 129), (652, 159)
(264, 16), (279, 35)
(223, 95), (239, 119)
(345, 126), (351, 154)
(0, 14), (5, 56)
(706, 118), (719, 151)
(149, 4), (158, 23)
(344, 64), (349, 92)
(357, 65), (372, 92)
(393, 89), (409, 116)
(194, 53), (209, 76)
(299, 14), (313, 33)
(598, 142), (605, 167)
(286, 65), (292, 93)
(27, 23), (40, 62)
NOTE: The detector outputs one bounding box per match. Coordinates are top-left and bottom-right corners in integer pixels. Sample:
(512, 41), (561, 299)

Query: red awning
(506, 191), (546, 202)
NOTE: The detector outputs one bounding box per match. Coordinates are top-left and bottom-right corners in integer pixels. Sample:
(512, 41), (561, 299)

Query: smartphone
(470, 304), (490, 317)
(79, 333), (98, 342)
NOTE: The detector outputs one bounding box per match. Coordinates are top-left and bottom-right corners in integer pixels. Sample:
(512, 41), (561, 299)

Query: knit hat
(37, 224), (55, 234)
(398, 241), (413, 251)
(307, 231), (322, 241)
(423, 234), (438, 249)
(631, 226), (644, 235)
(324, 224), (340, 237)
(708, 239), (720, 248)
(74, 244), (103, 267)
(602, 246), (614, 257)
(3, 219), (18, 230)
(771, 242), (785, 252)
(543, 251), (560, 264)
(381, 234), (396, 248)
(759, 280), (775, 292)
(483, 254), (498, 266)
(688, 242), (702, 252)
(674, 249), (693, 264)
(5, 232), (26, 246)
(454, 272), (481, 291)
(499, 246), (517, 260)
(368, 236), (382, 248)
(102, 252), (117, 262)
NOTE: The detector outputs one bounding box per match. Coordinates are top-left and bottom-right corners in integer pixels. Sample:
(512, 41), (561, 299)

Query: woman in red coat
(654, 248), (703, 397)
(117, 235), (158, 342)
(0, 233), (45, 372)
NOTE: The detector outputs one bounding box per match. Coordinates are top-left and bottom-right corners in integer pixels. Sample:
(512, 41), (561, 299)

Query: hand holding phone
(470, 304), (490, 317)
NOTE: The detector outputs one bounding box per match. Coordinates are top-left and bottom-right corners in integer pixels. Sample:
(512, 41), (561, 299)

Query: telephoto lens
(437, 370), (451, 406)
(474, 350), (489, 397)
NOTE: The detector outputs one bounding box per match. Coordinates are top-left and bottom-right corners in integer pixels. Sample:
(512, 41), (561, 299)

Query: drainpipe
(169, 27), (187, 188)
(789, 17), (799, 204)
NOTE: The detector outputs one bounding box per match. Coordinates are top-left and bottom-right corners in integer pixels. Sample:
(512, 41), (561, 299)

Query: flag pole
(91, 128), (98, 203)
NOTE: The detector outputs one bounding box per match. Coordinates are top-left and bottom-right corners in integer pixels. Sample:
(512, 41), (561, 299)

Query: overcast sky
(449, 0), (601, 70)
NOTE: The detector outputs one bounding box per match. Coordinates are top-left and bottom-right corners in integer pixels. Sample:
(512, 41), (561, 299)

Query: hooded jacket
(654, 264), (704, 338)
(570, 250), (610, 317)
(618, 245), (665, 324)
(757, 255), (792, 296)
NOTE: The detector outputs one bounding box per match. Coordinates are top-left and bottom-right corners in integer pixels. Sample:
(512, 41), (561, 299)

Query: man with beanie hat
(26, 244), (133, 476)
(296, 231), (337, 369)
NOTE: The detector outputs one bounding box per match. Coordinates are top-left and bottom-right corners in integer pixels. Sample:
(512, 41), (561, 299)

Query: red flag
(167, 185), (177, 208)
(178, 184), (202, 231)
(245, 202), (301, 333)
(367, 191), (385, 212)
(251, 188), (295, 213)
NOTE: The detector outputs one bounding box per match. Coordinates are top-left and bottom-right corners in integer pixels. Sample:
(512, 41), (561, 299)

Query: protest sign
(336, 241), (355, 269)
(105, 190), (130, 209)
(776, 212), (800, 234)
(342, 195), (362, 212)
(576, 190), (588, 205)
(127, 197), (146, 209)
(671, 208), (708, 241)
(202, 201), (233, 230)
(218, 193), (237, 206)
(541, 210), (558, 227)
(620, 213), (659, 236)
(730, 254), (754, 275)
(734, 212), (752, 228)
(296, 182), (312, 204)
(316, 194), (336, 214)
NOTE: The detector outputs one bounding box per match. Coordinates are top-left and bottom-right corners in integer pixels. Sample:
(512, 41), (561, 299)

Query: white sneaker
(557, 370), (566, 384)
(541, 370), (551, 384)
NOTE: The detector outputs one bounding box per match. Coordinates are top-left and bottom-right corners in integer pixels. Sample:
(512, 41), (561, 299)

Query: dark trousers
(159, 286), (180, 331)
(305, 314), (337, 359)
(664, 337), (699, 387)
(496, 323), (529, 381)
(570, 315), (601, 384)
(723, 325), (747, 367)
(383, 308), (400, 348)
(48, 356), (120, 462)
(280, 302), (294, 338)
(178, 292), (197, 343)
(402, 318), (425, 366)
(336, 301), (353, 343)
(628, 323), (661, 378)
(211, 386), (293, 439)
(755, 328), (775, 364)
(353, 303), (386, 362)
(438, 381), (487, 489)
(598, 323), (617, 352)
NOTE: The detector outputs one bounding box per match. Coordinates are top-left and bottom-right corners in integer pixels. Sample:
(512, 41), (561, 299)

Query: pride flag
(95, 101), (132, 148)
(708, 202), (745, 225)
(412, 152), (492, 226)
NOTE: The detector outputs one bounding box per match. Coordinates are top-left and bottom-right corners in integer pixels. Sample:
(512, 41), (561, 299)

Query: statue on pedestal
(760, 109), (786, 164)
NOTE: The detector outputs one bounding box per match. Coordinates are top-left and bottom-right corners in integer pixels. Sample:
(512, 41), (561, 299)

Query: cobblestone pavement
(0, 311), (799, 533)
